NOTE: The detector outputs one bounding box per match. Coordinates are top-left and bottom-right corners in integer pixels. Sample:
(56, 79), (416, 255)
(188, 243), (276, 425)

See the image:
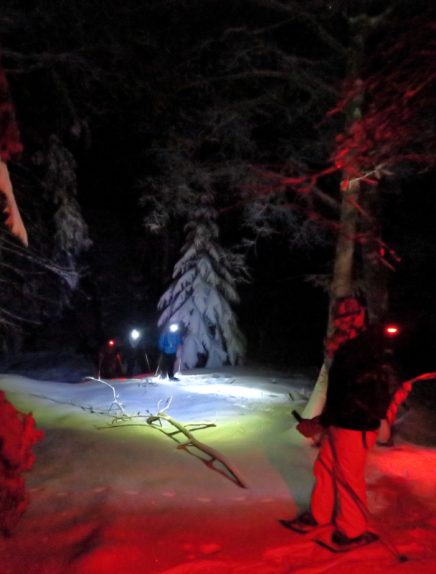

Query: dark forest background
(0, 0), (435, 376)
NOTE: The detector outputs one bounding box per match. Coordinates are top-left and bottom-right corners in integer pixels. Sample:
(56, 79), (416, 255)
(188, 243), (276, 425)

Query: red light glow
(108, 339), (115, 346)
(385, 325), (399, 336)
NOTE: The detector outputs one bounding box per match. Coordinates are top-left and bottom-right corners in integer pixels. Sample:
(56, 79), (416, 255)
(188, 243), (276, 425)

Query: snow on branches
(331, 15), (436, 178)
(244, 8), (436, 291)
(45, 135), (92, 271)
(158, 192), (246, 369)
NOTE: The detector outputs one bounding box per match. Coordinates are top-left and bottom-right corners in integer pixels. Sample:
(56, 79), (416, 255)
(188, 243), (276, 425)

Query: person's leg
(160, 353), (169, 378)
(138, 351), (147, 373)
(168, 354), (176, 379)
(310, 430), (335, 526)
(126, 357), (134, 378)
(330, 427), (377, 538)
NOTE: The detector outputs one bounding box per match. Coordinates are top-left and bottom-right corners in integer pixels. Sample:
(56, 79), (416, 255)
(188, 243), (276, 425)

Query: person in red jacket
(291, 323), (400, 550)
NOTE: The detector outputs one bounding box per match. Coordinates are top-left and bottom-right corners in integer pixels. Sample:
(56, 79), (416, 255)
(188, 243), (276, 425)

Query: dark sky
(1, 0), (435, 371)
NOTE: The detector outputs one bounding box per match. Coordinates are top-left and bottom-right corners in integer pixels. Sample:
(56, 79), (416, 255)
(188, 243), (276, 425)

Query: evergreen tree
(45, 135), (91, 279)
(157, 189), (246, 369)
(0, 134), (92, 352)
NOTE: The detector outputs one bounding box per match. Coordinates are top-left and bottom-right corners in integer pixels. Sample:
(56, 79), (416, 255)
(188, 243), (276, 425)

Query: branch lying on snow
(97, 388), (247, 488)
(145, 399), (247, 489)
(96, 379), (128, 416)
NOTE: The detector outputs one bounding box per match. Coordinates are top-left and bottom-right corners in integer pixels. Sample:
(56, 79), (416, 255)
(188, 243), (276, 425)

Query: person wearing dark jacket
(98, 339), (123, 379)
(124, 329), (147, 378)
(292, 324), (400, 549)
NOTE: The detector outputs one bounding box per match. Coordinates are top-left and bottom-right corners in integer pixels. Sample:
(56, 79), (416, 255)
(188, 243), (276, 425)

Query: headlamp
(385, 325), (399, 337)
(130, 329), (141, 340)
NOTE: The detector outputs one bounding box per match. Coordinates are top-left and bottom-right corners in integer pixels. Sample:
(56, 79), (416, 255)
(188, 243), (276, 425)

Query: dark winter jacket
(158, 331), (182, 355)
(321, 325), (400, 431)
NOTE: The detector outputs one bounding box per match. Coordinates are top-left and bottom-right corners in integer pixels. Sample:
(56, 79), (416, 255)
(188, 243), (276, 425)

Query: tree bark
(288, 8), (384, 445)
(289, 177), (361, 445)
(0, 160), (28, 246)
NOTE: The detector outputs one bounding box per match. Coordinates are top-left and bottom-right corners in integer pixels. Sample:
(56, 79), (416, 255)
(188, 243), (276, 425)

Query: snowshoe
(316, 530), (378, 553)
(279, 511), (321, 534)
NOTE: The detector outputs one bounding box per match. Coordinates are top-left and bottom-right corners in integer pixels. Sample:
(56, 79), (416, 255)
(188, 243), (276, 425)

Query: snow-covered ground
(0, 366), (435, 574)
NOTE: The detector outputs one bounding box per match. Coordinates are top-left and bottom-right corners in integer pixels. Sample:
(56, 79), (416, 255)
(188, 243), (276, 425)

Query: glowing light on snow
(130, 329), (141, 340)
(185, 383), (270, 400)
(169, 323), (179, 333)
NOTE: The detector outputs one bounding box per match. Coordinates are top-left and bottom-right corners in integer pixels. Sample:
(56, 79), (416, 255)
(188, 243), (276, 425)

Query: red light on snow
(108, 339), (115, 346)
(385, 325), (399, 336)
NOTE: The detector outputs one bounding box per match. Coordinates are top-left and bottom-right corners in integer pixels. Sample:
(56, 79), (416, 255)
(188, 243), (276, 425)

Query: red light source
(385, 325), (399, 336)
(108, 339), (115, 346)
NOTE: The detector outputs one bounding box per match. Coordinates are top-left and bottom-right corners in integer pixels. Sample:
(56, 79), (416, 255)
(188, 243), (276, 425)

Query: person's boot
(284, 511), (320, 533)
(331, 530), (378, 550)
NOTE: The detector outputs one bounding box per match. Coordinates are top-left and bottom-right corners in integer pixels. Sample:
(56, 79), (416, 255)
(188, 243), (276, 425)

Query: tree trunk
(289, 177), (361, 445)
(287, 11), (387, 445)
(289, 23), (366, 443)
(0, 160), (28, 246)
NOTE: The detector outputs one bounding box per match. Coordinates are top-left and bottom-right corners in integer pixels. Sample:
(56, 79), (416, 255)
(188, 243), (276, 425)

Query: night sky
(0, 0), (435, 374)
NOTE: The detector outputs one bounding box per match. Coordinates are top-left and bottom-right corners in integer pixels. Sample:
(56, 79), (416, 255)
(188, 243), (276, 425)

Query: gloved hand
(296, 416), (323, 438)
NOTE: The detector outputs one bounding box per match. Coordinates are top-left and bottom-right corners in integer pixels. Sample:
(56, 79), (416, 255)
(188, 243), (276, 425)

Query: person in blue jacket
(158, 323), (182, 380)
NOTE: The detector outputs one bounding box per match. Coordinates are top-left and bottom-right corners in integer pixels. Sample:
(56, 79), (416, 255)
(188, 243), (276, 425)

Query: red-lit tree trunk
(0, 63), (27, 246)
(297, 178), (361, 424)
(290, 12), (378, 443)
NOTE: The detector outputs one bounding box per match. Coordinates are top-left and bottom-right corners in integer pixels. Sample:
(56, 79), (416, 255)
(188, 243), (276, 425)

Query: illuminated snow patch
(179, 382), (277, 400)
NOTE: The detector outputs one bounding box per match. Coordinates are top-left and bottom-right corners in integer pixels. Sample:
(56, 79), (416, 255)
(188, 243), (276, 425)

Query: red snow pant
(310, 426), (377, 538)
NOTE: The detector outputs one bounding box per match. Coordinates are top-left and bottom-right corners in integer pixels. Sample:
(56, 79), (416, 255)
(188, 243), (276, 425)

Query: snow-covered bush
(0, 391), (43, 536)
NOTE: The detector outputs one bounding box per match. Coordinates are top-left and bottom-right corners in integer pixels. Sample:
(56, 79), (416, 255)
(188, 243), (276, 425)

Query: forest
(0, 0), (435, 376)
(1, 3), (436, 571)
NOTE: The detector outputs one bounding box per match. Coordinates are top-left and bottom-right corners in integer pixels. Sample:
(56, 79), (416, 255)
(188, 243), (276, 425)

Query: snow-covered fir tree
(45, 135), (91, 287)
(157, 190), (246, 369)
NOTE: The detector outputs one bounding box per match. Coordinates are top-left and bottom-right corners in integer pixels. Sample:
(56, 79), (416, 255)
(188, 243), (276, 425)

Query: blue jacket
(158, 331), (181, 354)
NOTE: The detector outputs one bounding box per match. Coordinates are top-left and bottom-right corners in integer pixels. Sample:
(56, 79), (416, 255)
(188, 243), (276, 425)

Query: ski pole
(294, 409), (409, 562)
(97, 353), (102, 380)
(155, 355), (162, 377)
(144, 352), (151, 372)
(324, 430), (408, 563)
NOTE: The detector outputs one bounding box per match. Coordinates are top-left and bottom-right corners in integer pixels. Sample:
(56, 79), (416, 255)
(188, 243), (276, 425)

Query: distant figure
(98, 339), (123, 379)
(124, 328), (147, 378)
(291, 323), (400, 551)
(158, 323), (182, 381)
